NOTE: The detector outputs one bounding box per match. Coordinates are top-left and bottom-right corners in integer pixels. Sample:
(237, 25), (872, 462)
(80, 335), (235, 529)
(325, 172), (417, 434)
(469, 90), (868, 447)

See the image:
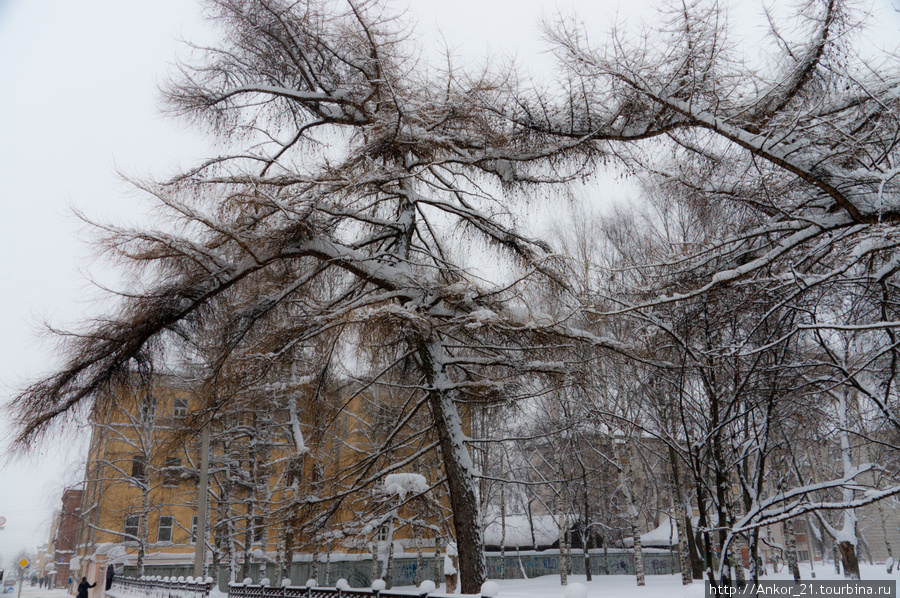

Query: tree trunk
(557, 497), (568, 586)
(383, 519), (395, 589)
(632, 522), (646, 587)
(784, 520), (801, 583)
(500, 485), (506, 580)
(584, 524), (593, 582)
(370, 540), (379, 585)
(136, 511), (147, 576)
(433, 536), (442, 586)
(678, 516), (692, 585)
(275, 523), (287, 583)
(420, 339), (486, 594)
(685, 513), (704, 579)
(603, 538), (609, 575)
(312, 541), (320, 584)
(668, 450), (693, 585)
(415, 527), (423, 585)
(838, 541), (860, 580)
(733, 542), (746, 589)
(748, 527), (761, 584)
(833, 542), (841, 575)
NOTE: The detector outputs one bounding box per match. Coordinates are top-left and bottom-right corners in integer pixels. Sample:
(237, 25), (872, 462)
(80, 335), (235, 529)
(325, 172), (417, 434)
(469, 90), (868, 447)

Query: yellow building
(73, 372), (451, 584)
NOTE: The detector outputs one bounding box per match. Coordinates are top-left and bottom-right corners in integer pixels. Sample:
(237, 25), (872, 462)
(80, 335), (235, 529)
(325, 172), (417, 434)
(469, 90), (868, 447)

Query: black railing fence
(111, 576), (486, 598)
(227, 582), (484, 598)
(111, 575), (214, 598)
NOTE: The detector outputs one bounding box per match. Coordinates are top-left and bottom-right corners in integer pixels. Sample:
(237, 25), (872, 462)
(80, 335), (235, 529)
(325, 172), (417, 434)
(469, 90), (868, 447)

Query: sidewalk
(11, 587), (71, 598)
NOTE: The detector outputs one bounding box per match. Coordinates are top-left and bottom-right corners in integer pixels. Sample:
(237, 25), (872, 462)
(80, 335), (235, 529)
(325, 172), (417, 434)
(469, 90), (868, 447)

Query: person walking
(76, 577), (96, 598)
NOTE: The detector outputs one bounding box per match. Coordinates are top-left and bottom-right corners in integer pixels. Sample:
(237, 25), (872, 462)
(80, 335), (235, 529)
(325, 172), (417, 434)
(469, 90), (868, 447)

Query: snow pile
(383, 473), (428, 500)
(419, 580), (436, 593)
(481, 581), (500, 597)
(444, 542), (458, 575)
(564, 582), (588, 598)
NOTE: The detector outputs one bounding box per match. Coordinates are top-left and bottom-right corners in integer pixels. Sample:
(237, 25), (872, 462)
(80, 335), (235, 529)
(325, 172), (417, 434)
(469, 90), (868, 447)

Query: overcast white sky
(1, 0), (898, 567)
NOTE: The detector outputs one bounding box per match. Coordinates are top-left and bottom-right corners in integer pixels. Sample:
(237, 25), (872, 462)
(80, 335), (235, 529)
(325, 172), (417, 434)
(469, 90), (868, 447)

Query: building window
(253, 516), (264, 543)
(163, 457), (182, 485)
(157, 516), (174, 543)
(173, 398), (188, 418)
(140, 395), (158, 421)
(377, 525), (389, 542)
(123, 515), (140, 541)
(131, 455), (147, 482)
(191, 515), (198, 544)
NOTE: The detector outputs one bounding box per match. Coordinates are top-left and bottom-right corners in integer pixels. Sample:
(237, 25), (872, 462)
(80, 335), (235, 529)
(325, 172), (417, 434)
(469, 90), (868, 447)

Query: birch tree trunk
(836, 386), (861, 580)
(384, 518), (397, 589)
(619, 447), (645, 587)
(733, 542), (746, 588)
(415, 527), (423, 585)
(557, 490), (568, 586)
(784, 520), (801, 583)
(500, 485), (507, 580)
(632, 521), (646, 587)
(433, 536), (442, 586)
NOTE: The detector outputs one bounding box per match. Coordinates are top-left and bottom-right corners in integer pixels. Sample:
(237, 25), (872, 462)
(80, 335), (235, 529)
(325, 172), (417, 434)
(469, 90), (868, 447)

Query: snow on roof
(622, 516), (678, 548)
(482, 515), (564, 547)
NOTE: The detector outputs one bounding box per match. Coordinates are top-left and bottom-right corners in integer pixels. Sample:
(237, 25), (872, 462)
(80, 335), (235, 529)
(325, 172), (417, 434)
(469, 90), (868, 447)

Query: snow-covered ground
(386, 563), (898, 598)
(9, 588), (71, 598)
(98, 564), (900, 598)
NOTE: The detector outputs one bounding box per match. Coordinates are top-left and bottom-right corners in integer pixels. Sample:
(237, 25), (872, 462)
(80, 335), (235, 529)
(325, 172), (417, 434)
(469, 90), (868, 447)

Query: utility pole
(193, 423), (211, 579)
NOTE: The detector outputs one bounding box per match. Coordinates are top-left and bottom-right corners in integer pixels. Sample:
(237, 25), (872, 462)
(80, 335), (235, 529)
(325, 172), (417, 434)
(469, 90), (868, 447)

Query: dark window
(191, 515), (198, 544)
(131, 455), (147, 482)
(123, 515), (140, 541)
(377, 525), (389, 542)
(140, 396), (158, 421)
(157, 516), (174, 543)
(173, 398), (188, 418)
(163, 457), (182, 485)
(253, 516), (264, 543)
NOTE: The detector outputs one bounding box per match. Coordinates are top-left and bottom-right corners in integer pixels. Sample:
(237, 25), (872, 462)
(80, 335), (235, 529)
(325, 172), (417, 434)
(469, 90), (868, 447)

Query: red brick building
(53, 488), (83, 589)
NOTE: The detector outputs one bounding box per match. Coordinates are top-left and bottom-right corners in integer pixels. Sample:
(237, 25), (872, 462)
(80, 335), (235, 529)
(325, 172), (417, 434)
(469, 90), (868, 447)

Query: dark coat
(76, 579), (96, 598)
(105, 565), (115, 591)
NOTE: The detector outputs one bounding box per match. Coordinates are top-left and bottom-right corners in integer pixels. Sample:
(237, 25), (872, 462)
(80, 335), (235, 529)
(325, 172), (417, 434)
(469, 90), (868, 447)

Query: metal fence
(227, 583), (481, 598)
(112, 577), (482, 598)
(130, 549), (680, 591)
(111, 575), (214, 598)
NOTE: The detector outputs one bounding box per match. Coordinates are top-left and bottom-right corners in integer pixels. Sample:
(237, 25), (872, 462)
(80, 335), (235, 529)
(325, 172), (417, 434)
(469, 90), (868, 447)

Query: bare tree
(6, 1), (640, 591)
